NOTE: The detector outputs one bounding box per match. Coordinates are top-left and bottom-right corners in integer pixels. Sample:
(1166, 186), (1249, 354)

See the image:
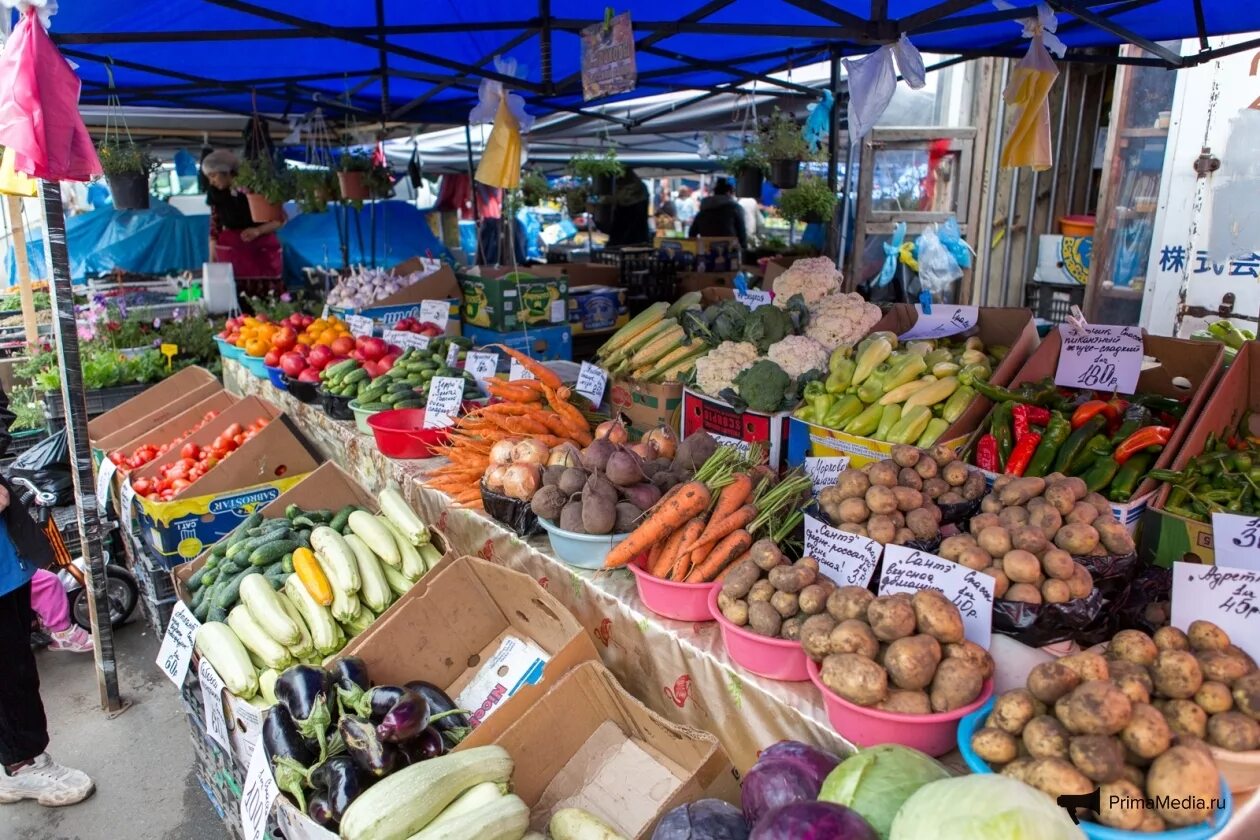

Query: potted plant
(97, 140), (158, 210)
(295, 168), (337, 213)
(236, 158), (295, 223)
(570, 150), (624, 198)
(520, 170), (550, 206)
(562, 184), (588, 217)
(778, 176), (837, 224)
(760, 110), (813, 189)
(339, 152), (392, 204)
(723, 144), (768, 199)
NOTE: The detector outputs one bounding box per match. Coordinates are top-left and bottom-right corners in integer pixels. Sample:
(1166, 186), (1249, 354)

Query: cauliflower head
(772, 257), (842, 308)
(767, 335), (829, 380)
(694, 341), (760, 396)
(805, 292), (884, 351)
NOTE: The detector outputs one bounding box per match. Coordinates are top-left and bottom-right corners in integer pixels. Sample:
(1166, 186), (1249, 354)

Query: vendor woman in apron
(201, 149), (285, 300)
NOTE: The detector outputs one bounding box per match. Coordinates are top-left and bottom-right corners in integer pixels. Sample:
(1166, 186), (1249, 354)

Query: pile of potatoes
(939, 473), (1137, 607)
(816, 444), (986, 546)
(797, 585), (994, 715)
(717, 540), (835, 641)
(969, 620), (1253, 831)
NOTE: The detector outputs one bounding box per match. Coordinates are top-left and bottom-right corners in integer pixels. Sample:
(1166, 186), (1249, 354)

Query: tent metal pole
(375, 0), (390, 116)
(37, 180), (121, 713)
(540, 0), (552, 90)
(465, 123), (481, 226)
(1051, 0), (1184, 65)
(1046, 63), (1071, 239)
(390, 29), (540, 121)
(827, 51), (842, 264)
(838, 139), (857, 276)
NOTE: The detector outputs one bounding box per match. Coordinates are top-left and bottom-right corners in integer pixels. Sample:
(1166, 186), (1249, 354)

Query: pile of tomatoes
(391, 317), (445, 337)
(130, 418), (269, 501)
(106, 410), (221, 471)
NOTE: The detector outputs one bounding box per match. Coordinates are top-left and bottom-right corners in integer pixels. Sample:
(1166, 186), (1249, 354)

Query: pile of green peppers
(1150, 430), (1260, 522)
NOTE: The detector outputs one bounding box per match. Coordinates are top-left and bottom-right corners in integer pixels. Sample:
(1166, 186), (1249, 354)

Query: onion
(628, 441), (658, 461)
(502, 463), (541, 500)
(547, 442), (582, 469)
(489, 438), (518, 466)
(595, 419), (629, 445)
(642, 425), (679, 460)
(511, 438), (550, 466)
(484, 464), (508, 492)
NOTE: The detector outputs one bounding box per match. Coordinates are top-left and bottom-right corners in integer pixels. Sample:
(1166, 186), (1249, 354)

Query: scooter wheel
(71, 566), (139, 631)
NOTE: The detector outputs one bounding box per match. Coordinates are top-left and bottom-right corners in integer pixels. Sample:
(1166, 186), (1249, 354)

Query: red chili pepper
(1071, 400), (1120, 430)
(1012, 404), (1050, 441)
(1004, 432), (1042, 476)
(1113, 426), (1172, 464)
(975, 434), (1000, 471)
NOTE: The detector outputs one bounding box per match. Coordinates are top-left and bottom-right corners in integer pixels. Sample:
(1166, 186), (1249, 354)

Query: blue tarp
(279, 202), (450, 283)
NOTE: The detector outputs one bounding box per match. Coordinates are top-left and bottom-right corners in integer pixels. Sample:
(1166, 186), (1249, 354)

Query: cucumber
(191, 582), (209, 609)
(285, 504), (303, 521)
(215, 566), (262, 610)
(281, 552), (295, 574)
(201, 570), (218, 587)
(193, 597), (211, 623)
(394, 399), (425, 409)
(206, 603), (228, 623)
(329, 505), (360, 534)
(250, 539), (300, 567)
(216, 556), (246, 577)
(226, 515), (260, 548)
(229, 529), (293, 560)
(296, 528), (312, 547)
(260, 518), (292, 532)
(187, 568), (206, 592)
(209, 541), (229, 560)
(204, 555), (220, 571)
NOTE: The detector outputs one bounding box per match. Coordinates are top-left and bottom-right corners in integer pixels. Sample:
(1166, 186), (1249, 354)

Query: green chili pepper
(1025, 411), (1071, 477)
(991, 401), (1015, 470)
(1108, 451), (1155, 502)
(1083, 455), (1121, 493)
(1054, 414), (1108, 474)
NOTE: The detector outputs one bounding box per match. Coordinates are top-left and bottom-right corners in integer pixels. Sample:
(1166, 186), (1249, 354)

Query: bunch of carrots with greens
(604, 444), (812, 582)
(425, 346), (593, 508)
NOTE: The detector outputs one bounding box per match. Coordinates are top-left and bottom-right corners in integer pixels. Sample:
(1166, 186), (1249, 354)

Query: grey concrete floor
(1, 615), (226, 840)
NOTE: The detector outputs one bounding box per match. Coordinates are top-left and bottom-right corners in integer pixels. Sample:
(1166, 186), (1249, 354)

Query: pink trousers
(29, 569), (69, 632)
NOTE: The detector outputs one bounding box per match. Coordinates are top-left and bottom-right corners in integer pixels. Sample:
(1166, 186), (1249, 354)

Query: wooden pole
(7, 196), (38, 345)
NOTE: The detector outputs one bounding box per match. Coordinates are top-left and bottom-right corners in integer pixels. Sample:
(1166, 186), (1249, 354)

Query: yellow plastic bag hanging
(0, 146), (37, 197)
(475, 95), (523, 189)
(1000, 30), (1058, 171)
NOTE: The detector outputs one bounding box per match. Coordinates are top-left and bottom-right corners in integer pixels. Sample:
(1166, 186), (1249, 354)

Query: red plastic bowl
(366, 409), (448, 459)
(708, 586), (810, 681)
(628, 556), (719, 622)
(807, 657), (993, 757)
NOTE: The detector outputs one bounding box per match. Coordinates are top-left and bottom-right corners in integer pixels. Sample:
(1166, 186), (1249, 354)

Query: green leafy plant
(96, 140), (158, 177)
(520, 170), (551, 206)
(7, 386), (43, 432)
(570, 150), (624, 182)
(237, 158), (296, 204)
(339, 152), (392, 198)
(562, 185), (588, 216)
(721, 142), (768, 174)
(779, 177), (837, 223)
(294, 169), (337, 213)
(760, 110), (813, 162)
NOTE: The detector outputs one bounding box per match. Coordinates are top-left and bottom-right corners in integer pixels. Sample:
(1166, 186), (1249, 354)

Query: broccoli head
(727, 359), (792, 413)
(742, 304), (794, 353)
(704, 299), (752, 343)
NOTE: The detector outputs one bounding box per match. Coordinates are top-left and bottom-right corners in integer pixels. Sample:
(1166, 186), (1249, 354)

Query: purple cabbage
(741, 741), (841, 826)
(750, 802), (878, 840)
(652, 799), (749, 840)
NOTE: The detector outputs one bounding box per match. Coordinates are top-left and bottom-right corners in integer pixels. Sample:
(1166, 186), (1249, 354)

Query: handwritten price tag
(420, 299), (450, 330)
(321, 304), (330, 320)
(509, 357), (536, 382)
(465, 351), (499, 395)
(155, 601), (200, 686)
(94, 457), (118, 513)
(198, 657), (231, 753)
(383, 329), (430, 351)
(879, 544), (995, 647)
(804, 513), (881, 587)
(240, 734), (279, 840)
(575, 362), (608, 407)
(1211, 513), (1260, 572)
(229, 695), (264, 768)
(898, 305), (979, 340)
(445, 343), (461, 368)
(711, 433), (753, 458)
(424, 376), (464, 429)
(735, 288), (773, 310)
(1055, 324), (1143, 394)
(805, 456), (849, 490)
(1173, 562), (1260, 663)
(119, 480), (137, 532)
(346, 314), (374, 338)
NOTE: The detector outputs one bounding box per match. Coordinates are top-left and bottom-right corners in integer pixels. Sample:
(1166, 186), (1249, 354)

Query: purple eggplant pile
(262, 655), (472, 832)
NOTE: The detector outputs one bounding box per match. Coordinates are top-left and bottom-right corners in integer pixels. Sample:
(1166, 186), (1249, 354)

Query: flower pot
(768, 159), (800, 189)
(736, 168), (764, 198)
(338, 171), (370, 201)
(565, 191), (587, 216)
(245, 192), (286, 224)
(591, 173), (615, 197)
(803, 210), (825, 224)
(108, 173), (150, 210)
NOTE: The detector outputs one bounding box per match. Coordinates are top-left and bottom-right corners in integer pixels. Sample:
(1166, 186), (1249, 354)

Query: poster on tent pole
(582, 13), (637, 101)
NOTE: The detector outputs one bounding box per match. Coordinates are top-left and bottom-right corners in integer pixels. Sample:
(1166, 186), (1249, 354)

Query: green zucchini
(250, 539), (300, 567)
(215, 566), (262, 610)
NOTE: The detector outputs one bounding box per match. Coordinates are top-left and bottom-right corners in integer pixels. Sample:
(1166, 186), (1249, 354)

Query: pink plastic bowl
(366, 409), (448, 459)
(708, 586), (810, 681)
(628, 556), (720, 622)
(807, 657), (993, 757)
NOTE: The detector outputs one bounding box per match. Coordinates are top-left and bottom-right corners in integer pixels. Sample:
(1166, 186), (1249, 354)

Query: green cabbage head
(818, 744), (950, 840)
(890, 775), (1087, 840)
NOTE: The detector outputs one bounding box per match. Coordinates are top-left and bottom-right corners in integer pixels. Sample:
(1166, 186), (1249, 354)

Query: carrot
(484, 344), (563, 389)
(484, 379), (543, 402)
(604, 481), (711, 568)
(679, 504), (756, 559)
(685, 528), (753, 582)
(649, 527), (685, 577)
(682, 473), (753, 551)
(668, 519), (706, 581)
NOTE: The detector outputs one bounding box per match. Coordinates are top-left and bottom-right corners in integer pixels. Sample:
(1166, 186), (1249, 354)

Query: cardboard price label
(240, 736), (279, 840)
(94, 457), (118, 513)
(445, 342), (460, 368)
(509, 357), (536, 381)
(898, 305), (979, 340)
(346, 314), (374, 338)
(198, 657), (231, 753)
(230, 696), (264, 767)
(420, 299), (450, 330)
(711, 433), (753, 458)
(735, 288), (773, 310)
(1211, 513), (1260, 571)
(1055, 324), (1143, 395)
(383, 329), (430, 351)
(1173, 561), (1260, 663)
(879, 544), (995, 647)
(805, 456), (849, 490)
(119, 480), (137, 532)
(155, 601), (200, 686)
(576, 362), (608, 407)
(321, 304), (330, 320)
(466, 351), (499, 395)
(424, 376), (464, 428)
(804, 513), (881, 587)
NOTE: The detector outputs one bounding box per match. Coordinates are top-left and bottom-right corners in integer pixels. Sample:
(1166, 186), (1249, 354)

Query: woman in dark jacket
(688, 178), (748, 248)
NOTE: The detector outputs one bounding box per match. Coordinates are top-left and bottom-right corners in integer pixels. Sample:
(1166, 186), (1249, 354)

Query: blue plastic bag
(878, 222), (907, 287)
(938, 216), (974, 268)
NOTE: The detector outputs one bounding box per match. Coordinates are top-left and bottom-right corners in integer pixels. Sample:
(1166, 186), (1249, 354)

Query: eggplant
(309, 756), (371, 822)
(338, 715), (403, 778)
(307, 792), (338, 831)
(363, 685), (407, 722)
(263, 705), (317, 813)
(398, 726), (447, 764)
(275, 665), (336, 760)
(328, 656), (371, 716)
(376, 689), (430, 743)
(404, 680), (471, 746)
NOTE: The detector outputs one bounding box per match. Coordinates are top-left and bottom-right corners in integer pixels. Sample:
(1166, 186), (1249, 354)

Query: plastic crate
(5, 429), (48, 458)
(597, 247), (678, 314)
(1024, 280), (1086, 324)
(41, 383), (150, 426)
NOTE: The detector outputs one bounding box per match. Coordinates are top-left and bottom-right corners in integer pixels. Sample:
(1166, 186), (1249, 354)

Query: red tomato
(272, 327), (298, 352)
(180, 442), (199, 460)
(132, 478), (152, 495)
(224, 423), (244, 438)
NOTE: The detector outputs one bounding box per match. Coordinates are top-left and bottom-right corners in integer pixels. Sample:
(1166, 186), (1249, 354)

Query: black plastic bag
(480, 483), (541, 537)
(11, 429), (67, 471)
(938, 496), (982, 528)
(993, 588), (1104, 647)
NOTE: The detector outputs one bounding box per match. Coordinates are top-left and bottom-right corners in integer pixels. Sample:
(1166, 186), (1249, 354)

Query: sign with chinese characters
(804, 514), (881, 587)
(879, 544), (995, 647)
(581, 12), (637, 101)
(1156, 245), (1260, 279)
(1054, 324), (1143, 394)
(898, 305), (979, 340)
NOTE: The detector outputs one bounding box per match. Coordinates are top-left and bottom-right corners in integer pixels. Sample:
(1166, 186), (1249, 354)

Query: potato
(1109, 629), (1159, 667)
(972, 727), (1020, 764)
(1028, 661), (1082, 704)
(911, 589), (965, 644)
(799, 614), (838, 660)
(903, 508), (937, 542)
(939, 534), (977, 562)
(999, 756), (1037, 783)
(1028, 757), (1093, 800)
(768, 560), (818, 594)
(897, 467), (923, 491)
(1004, 583), (1042, 605)
(1070, 734), (1126, 783)
(1108, 660), (1153, 706)
(1232, 672), (1260, 719)
(867, 596), (917, 642)
(892, 486), (924, 513)
(827, 586), (874, 622)
(939, 460), (968, 487)
(1036, 579), (1067, 604)
(1147, 745), (1221, 826)
(1153, 625), (1190, 652)
(1000, 477), (1046, 507)
(770, 590), (800, 619)
(991, 689), (1040, 734)
(831, 469), (871, 501)
(1152, 650), (1204, 699)
(1118, 764), (1145, 787)
(1066, 563), (1093, 599)
(930, 657), (984, 712)
(969, 512), (1001, 534)
(981, 567), (1010, 598)
(1003, 550), (1042, 585)
(888, 510), (906, 528)
(746, 600), (783, 637)
(976, 526), (1012, 558)
(867, 460), (900, 488)
(866, 514), (897, 545)
(930, 444), (957, 466)
(1195, 681), (1233, 714)
(821, 653), (888, 706)
(1080, 492), (1107, 518)
(997, 506), (1030, 529)
(1023, 714), (1070, 758)
(749, 538), (785, 571)
(839, 522), (869, 537)
(885, 634), (943, 691)
(914, 457), (940, 480)
(720, 597), (750, 627)
(1122, 702), (1173, 760)
(836, 497), (870, 523)
(944, 640), (995, 681)
(1063, 680), (1133, 735)
(979, 493), (1003, 513)
(1064, 501), (1099, 526)
(1025, 505), (1062, 541)
(890, 444), (920, 467)
(1137, 810), (1168, 833)
(1188, 619), (1230, 653)
(748, 579), (776, 603)
(1196, 649), (1251, 686)
(1227, 644), (1258, 673)
(877, 689), (932, 715)
(864, 484), (898, 516)
(1061, 652), (1110, 683)
(1208, 710), (1260, 751)
(1054, 522), (1100, 555)
(1053, 476), (1085, 501)
(1096, 520), (1136, 556)
(720, 557), (762, 599)
(1162, 699), (1208, 739)
(1043, 482), (1078, 516)
(798, 583), (830, 616)
(1097, 780), (1147, 831)
(829, 619), (880, 659)
(780, 615), (806, 641)
(1037, 549), (1072, 582)
(957, 547), (993, 572)
(962, 471), (988, 501)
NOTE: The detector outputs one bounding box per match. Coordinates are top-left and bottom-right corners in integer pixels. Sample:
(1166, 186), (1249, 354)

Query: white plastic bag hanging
(843, 35), (926, 144)
(915, 225), (964, 299)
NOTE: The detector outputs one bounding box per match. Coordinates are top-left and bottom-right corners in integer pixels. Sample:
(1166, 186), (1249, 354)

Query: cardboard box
(1143, 340), (1253, 566)
(522, 262), (621, 287)
(491, 661), (735, 839)
(463, 323), (572, 361)
(682, 387), (792, 472)
(786, 305), (1039, 469)
(761, 255), (810, 286)
(459, 269), (569, 331)
(338, 556), (599, 748)
(330, 263), (462, 333)
(569, 285), (628, 335)
(610, 378), (683, 438)
(654, 236), (741, 270)
(87, 366), (221, 443)
(130, 396), (321, 563)
(677, 271), (742, 296)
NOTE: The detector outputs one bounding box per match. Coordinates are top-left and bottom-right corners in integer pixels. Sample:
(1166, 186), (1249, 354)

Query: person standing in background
(606, 168), (651, 248)
(675, 186), (698, 227)
(201, 150), (285, 301)
(689, 178), (748, 249)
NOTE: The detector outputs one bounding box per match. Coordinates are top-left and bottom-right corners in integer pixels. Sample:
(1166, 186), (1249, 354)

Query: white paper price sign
(320, 303), (330, 320)
(576, 362), (608, 407)
(420, 299), (450, 330)
(712, 433), (753, 458)
(735, 288), (773, 310)
(198, 657), (231, 752)
(119, 480), (137, 531)
(805, 456), (849, 490)
(229, 696), (264, 768)
(879, 544), (995, 647)
(1055, 324), (1143, 394)
(240, 734), (279, 840)
(445, 342), (461, 367)
(509, 357), (536, 381)
(424, 376), (464, 428)
(1211, 513), (1260, 571)
(898, 305), (979, 340)
(804, 513), (881, 587)
(155, 601), (200, 686)
(465, 351), (499, 395)
(1173, 562), (1260, 663)
(346, 314), (374, 338)
(94, 457), (118, 513)
(383, 329), (430, 351)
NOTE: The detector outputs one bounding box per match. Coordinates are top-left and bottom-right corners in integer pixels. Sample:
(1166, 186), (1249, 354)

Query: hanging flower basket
(736, 168), (764, 199)
(338, 171), (370, 201)
(246, 192), (286, 223)
(591, 173), (615, 197)
(768, 159), (801, 189)
(108, 173), (150, 210)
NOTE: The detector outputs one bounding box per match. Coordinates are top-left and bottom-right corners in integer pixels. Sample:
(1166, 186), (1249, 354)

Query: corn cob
(596, 302), (667, 360)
